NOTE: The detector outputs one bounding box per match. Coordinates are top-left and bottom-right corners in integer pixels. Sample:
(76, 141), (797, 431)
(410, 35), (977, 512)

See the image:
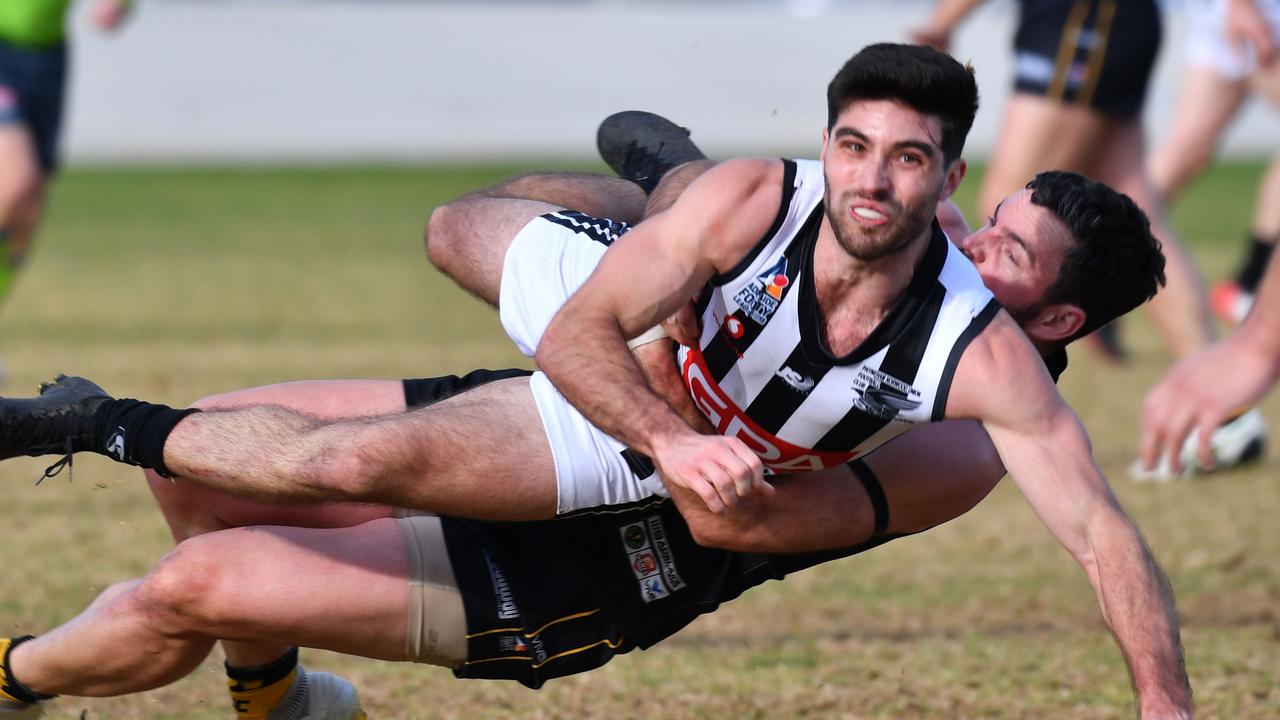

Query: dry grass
(0, 164), (1275, 719)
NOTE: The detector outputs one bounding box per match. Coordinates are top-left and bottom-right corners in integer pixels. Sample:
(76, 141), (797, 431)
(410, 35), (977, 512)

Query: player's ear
(820, 127), (830, 162)
(939, 158), (966, 201)
(1022, 303), (1085, 344)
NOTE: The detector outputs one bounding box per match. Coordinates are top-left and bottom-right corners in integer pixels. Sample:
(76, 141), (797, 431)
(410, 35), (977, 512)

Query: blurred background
(64, 0), (1278, 164)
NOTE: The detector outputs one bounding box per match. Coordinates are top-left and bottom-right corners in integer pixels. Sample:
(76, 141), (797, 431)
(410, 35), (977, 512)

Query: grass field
(0, 162), (1276, 719)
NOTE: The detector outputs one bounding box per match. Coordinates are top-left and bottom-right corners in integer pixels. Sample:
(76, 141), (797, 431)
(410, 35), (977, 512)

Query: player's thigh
(979, 94), (1113, 216)
(0, 124), (40, 212)
(390, 375), (559, 519)
(152, 380), (409, 533)
(192, 378), (409, 420)
(155, 519), (415, 661)
(428, 196), (563, 305)
(1149, 67), (1247, 191)
(1251, 59), (1280, 106)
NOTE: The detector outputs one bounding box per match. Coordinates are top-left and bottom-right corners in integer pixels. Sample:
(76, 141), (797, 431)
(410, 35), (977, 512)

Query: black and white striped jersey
(676, 159), (1000, 473)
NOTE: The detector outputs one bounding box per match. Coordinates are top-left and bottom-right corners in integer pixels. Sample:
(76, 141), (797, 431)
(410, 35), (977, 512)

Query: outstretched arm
(1141, 251), (1280, 473)
(536, 159), (783, 512)
(948, 315), (1192, 719)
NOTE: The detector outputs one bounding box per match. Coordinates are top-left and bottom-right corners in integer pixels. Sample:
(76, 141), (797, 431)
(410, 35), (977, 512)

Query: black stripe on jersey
(929, 298), (1002, 421)
(701, 205), (819, 383)
(799, 220), (950, 365)
(711, 159), (799, 286)
(743, 341), (832, 435)
(813, 278), (947, 452)
(540, 211), (630, 247)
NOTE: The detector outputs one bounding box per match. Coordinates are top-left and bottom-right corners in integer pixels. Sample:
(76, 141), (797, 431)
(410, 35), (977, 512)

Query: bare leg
(1249, 64), (1280, 241)
(148, 379), (409, 666)
(977, 94), (1112, 217)
(161, 375), (558, 519)
(9, 520), (418, 697)
(1147, 66), (1248, 203)
(425, 173), (645, 304)
(0, 125), (45, 302)
(1091, 121), (1217, 358)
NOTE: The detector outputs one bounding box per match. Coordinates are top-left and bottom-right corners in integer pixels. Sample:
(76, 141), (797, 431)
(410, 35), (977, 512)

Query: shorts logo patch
(621, 522), (648, 551)
(629, 550), (659, 579)
(645, 516), (686, 592)
(499, 635), (528, 653)
(621, 515), (686, 603)
(483, 553), (520, 620)
(732, 257), (789, 325)
(639, 575), (670, 602)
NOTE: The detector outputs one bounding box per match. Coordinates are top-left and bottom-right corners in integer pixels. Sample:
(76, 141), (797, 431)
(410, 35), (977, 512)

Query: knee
(130, 539), (231, 635)
(424, 202), (463, 274)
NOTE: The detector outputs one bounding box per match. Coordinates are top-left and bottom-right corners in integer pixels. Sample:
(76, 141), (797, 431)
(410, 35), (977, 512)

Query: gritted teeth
(853, 206), (886, 221)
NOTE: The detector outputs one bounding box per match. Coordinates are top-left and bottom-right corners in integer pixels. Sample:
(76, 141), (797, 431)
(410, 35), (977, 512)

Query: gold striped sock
(228, 667), (298, 720)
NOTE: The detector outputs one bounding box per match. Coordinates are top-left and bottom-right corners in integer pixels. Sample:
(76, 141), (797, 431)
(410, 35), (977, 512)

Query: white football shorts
(1185, 0), (1280, 80)
(499, 211), (669, 513)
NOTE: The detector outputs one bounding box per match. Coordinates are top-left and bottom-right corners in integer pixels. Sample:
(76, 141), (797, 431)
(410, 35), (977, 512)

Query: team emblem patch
(732, 257), (790, 325)
(851, 366), (922, 421)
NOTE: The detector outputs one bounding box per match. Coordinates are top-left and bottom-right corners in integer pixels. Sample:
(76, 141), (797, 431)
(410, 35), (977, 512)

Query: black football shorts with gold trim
(1012, 0), (1161, 119)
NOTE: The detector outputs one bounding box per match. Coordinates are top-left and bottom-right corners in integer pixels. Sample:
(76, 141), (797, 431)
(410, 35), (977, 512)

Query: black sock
(226, 646), (299, 690)
(90, 399), (200, 478)
(1, 636), (55, 705)
(1235, 234), (1276, 292)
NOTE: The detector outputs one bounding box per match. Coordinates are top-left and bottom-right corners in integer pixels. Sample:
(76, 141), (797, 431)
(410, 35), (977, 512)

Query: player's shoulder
(694, 157), (786, 200)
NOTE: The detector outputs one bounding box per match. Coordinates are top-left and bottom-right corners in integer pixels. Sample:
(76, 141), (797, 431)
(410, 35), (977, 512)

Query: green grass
(1, 162), (1277, 719)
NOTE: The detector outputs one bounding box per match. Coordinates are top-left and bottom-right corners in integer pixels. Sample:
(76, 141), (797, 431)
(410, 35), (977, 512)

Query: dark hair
(1029, 171), (1166, 343)
(826, 43), (979, 164)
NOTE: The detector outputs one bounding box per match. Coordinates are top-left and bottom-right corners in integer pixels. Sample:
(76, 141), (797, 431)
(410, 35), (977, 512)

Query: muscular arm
(1141, 250), (1280, 472)
(536, 159), (782, 511)
(948, 315), (1192, 718)
(672, 419), (1005, 553)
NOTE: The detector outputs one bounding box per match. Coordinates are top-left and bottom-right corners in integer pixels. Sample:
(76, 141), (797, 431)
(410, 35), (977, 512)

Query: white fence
(63, 0), (1277, 164)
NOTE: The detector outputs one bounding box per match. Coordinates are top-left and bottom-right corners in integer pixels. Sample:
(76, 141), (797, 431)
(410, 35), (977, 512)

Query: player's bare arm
(946, 313), (1192, 719)
(672, 419), (1004, 554)
(536, 158), (784, 512)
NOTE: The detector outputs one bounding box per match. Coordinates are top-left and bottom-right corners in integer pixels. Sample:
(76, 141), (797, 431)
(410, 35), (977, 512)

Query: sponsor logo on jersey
(723, 314), (745, 339)
(682, 349), (859, 471)
(732, 257), (790, 325)
(775, 366), (815, 394)
(851, 366), (922, 421)
(629, 550), (659, 579)
(484, 553), (520, 620)
(620, 522), (649, 552)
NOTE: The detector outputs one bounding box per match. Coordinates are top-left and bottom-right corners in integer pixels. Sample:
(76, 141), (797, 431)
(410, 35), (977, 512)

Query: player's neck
(812, 226), (932, 356)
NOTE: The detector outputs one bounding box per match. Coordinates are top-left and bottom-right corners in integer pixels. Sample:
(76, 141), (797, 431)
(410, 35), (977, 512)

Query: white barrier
(64, 0), (1277, 163)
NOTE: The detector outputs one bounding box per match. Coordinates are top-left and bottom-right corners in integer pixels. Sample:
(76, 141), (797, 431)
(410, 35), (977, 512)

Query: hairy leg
(977, 94), (1112, 217)
(1147, 66), (1248, 203)
(425, 173), (644, 304)
(148, 379), (409, 665)
(9, 520), (416, 697)
(1091, 121), (1217, 358)
(161, 375), (558, 519)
